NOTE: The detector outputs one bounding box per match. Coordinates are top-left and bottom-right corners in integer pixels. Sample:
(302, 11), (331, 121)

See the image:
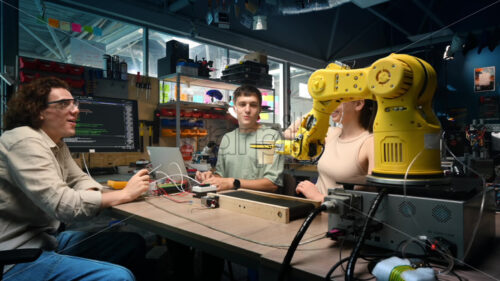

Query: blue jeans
(4, 231), (146, 281)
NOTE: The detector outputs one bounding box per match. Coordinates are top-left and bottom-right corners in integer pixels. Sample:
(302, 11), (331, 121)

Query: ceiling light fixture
(443, 45), (454, 60)
(252, 15), (267, 30)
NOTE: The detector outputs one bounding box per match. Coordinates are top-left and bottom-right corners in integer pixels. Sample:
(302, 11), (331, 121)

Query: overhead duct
(351, 0), (389, 9)
(280, 0), (350, 15)
(169, 0), (194, 13)
(280, 0), (388, 15)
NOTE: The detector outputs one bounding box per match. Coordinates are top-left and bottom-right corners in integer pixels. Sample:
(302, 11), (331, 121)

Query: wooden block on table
(210, 189), (321, 223)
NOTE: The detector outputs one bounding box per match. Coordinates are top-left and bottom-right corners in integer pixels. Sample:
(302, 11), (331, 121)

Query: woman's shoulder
(363, 132), (374, 142)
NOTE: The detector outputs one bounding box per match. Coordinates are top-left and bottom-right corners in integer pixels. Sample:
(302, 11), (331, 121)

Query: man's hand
(296, 180), (324, 202)
(204, 177), (235, 192)
(196, 171), (214, 182)
(121, 169), (150, 201)
(101, 169), (150, 208)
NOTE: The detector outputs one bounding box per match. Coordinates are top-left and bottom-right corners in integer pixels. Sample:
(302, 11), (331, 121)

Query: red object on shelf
(19, 71), (40, 83)
(38, 61), (55, 71)
(71, 79), (85, 88)
(160, 108), (179, 117)
(160, 108), (169, 116)
(53, 63), (68, 73)
(67, 65), (84, 75)
(19, 57), (38, 70)
(202, 113), (211, 119)
(64, 78), (85, 88)
(180, 143), (194, 161)
(191, 111), (202, 118)
(183, 111), (193, 117)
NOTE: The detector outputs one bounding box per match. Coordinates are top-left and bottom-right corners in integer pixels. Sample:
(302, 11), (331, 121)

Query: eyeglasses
(47, 99), (79, 110)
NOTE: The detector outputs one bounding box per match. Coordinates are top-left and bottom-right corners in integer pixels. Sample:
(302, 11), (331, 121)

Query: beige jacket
(0, 126), (102, 251)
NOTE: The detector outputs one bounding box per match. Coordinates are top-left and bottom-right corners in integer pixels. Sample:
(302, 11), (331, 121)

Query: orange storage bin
(161, 129), (176, 137)
(196, 129), (208, 137)
(181, 129), (197, 138)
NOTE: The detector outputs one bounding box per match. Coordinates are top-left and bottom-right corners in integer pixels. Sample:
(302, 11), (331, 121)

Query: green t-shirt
(215, 126), (284, 187)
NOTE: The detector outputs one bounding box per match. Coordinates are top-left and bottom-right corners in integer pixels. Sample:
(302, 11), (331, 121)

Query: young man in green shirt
(196, 85), (284, 192)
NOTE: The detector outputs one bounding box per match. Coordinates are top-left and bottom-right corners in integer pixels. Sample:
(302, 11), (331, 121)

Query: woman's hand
(296, 180), (325, 202)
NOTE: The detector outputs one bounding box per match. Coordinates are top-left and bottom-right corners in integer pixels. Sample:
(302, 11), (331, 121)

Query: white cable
(81, 152), (91, 177)
(402, 149), (423, 197)
(327, 185), (498, 280)
(168, 162), (184, 180)
(153, 170), (202, 193)
(444, 143), (487, 260)
(148, 164), (162, 174)
(144, 197), (326, 249)
(400, 143), (487, 271)
(401, 149), (430, 247)
(153, 171), (186, 192)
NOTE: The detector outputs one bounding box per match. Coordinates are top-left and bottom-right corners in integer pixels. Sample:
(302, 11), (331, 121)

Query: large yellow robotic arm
(275, 53), (443, 182)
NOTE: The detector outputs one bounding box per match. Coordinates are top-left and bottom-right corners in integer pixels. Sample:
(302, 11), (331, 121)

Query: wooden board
(210, 189), (321, 224)
(126, 74), (159, 121)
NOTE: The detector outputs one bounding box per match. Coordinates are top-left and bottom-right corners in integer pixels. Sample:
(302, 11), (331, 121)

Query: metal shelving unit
(159, 73), (275, 146)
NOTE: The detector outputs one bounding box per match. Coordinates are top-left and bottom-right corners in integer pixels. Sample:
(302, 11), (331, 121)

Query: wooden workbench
(106, 195), (500, 280)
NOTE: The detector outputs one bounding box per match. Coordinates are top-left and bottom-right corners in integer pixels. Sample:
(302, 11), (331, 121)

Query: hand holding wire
(203, 177), (233, 191)
(122, 169), (150, 201)
(196, 170), (214, 182)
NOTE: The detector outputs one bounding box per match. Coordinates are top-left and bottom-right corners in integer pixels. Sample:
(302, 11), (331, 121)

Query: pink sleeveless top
(315, 127), (372, 195)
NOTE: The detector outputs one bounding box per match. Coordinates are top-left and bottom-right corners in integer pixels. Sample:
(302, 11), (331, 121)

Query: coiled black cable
(278, 204), (327, 281)
(325, 257), (350, 280)
(345, 188), (387, 281)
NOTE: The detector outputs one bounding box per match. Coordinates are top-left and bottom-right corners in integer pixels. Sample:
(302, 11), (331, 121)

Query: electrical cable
(444, 142), (487, 260)
(433, 265), (466, 281)
(345, 188), (387, 281)
(143, 197), (327, 249)
(338, 236), (375, 281)
(81, 152), (91, 177)
(324, 192), (499, 281)
(325, 257), (350, 281)
(277, 204), (328, 281)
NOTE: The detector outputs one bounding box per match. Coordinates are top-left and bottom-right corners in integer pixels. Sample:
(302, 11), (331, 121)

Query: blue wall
(434, 45), (500, 123)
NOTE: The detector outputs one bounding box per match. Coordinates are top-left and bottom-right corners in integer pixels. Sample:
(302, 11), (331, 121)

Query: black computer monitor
(64, 96), (139, 152)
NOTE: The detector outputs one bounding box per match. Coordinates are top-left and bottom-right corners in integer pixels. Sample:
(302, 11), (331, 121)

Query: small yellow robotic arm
(276, 53), (443, 182)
